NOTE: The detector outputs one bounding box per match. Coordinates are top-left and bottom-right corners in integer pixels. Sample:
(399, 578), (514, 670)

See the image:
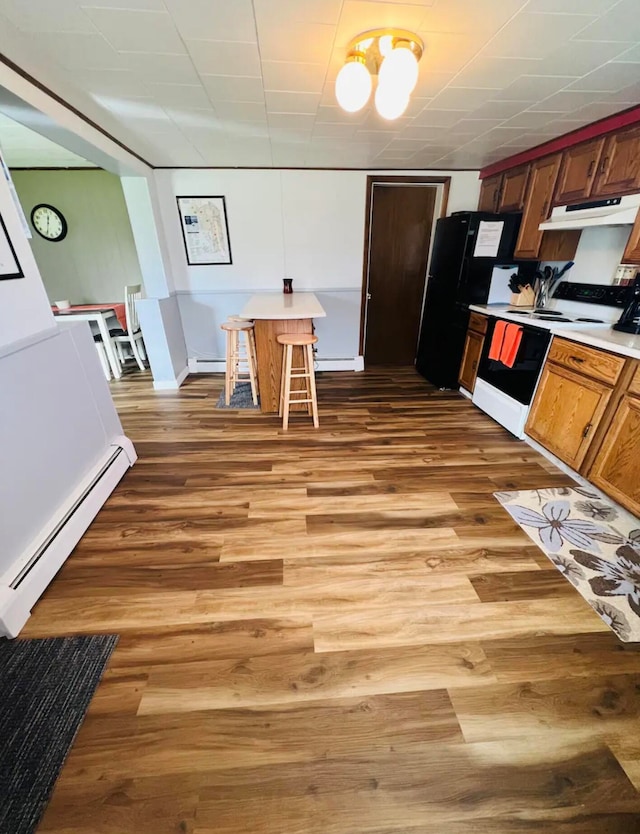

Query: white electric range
(468, 282), (630, 438)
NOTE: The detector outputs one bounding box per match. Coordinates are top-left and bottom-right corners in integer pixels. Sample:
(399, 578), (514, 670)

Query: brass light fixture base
(344, 28), (424, 76)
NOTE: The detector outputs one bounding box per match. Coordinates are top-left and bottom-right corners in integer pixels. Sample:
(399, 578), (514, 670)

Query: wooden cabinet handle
(599, 156), (609, 175)
(540, 199), (549, 219)
(587, 159), (595, 177)
(472, 360), (477, 369)
(570, 355), (585, 363)
(582, 422), (593, 439)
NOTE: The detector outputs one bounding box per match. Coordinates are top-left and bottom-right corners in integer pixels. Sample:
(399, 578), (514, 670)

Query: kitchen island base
(254, 318), (313, 413)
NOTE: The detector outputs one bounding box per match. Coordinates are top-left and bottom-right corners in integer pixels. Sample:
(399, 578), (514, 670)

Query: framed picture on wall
(177, 196), (232, 265)
(0, 212), (24, 281)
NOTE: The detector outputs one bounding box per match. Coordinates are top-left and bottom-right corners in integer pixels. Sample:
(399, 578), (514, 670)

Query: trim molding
(188, 356), (363, 373)
(479, 104), (640, 180)
(0, 54), (154, 170)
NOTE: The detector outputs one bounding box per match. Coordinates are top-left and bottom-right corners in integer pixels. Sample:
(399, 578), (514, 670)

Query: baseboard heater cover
(0, 436), (136, 638)
(188, 357), (364, 373)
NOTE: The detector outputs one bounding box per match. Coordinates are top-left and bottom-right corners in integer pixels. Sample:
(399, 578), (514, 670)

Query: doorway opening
(359, 175), (450, 366)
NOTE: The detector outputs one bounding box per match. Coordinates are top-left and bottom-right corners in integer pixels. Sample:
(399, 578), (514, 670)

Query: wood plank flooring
(23, 367), (640, 833)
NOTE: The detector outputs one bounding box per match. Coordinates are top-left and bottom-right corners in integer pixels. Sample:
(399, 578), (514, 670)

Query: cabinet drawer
(629, 362), (640, 396)
(547, 338), (625, 385)
(468, 312), (488, 335)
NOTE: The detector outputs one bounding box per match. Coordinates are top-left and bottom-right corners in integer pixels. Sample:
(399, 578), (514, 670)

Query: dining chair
(92, 336), (112, 381)
(109, 284), (146, 371)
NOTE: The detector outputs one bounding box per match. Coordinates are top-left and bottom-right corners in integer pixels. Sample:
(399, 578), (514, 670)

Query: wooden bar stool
(276, 333), (319, 430)
(228, 315), (258, 385)
(220, 321), (258, 406)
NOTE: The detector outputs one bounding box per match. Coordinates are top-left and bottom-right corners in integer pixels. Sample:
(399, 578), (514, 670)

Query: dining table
(52, 303), (127, 379)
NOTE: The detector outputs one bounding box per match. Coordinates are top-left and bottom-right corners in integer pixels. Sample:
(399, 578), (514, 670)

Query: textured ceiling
(0, 112), (95, 167)
(0, 0), (639, 168)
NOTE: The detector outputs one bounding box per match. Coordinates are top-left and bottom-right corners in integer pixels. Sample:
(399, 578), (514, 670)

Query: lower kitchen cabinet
(458, 313), (487, 393)
(589, 394), (640, 516)
(525, 363), (612, 470)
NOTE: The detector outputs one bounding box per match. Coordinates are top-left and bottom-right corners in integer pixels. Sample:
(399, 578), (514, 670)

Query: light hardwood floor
(26, 368), (640, 833)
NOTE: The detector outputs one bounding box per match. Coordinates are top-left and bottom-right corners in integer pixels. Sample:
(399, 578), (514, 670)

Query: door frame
(359, 175), (451, 358)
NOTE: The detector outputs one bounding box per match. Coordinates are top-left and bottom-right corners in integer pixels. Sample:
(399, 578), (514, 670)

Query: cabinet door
(623, 212), (640, 264)
(514, 154), (562, 259)
(458, 330), (484, 393)
(478, 174), (502, 212)
(589, 394), (640, 516)
(499, 165), (529, 212)
(554, 138), (604, 204)
(525, 363), (612, 470)
(592, 126), (640, 197)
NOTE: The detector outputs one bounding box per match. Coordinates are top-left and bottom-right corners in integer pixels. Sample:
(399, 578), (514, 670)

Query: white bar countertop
(241, 292), (326, 320)
(469, 304), (640, 360)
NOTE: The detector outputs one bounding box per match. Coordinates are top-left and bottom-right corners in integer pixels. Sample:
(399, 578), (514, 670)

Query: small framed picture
(0, 213), (24, 281)
(177, 196), (232, 265)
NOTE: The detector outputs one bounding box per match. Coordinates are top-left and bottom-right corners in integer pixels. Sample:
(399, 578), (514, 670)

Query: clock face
(31, 204), (67, 242)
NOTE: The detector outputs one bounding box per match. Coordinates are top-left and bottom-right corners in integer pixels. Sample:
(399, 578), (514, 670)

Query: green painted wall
(11, 169), (142, 305)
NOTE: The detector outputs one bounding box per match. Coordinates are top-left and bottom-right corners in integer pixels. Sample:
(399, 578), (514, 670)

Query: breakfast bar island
(240, 292), (326, 413)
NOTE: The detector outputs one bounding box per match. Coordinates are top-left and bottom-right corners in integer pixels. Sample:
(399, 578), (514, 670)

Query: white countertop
(469, 304), (640, 360)
(240, 292), (326, 320)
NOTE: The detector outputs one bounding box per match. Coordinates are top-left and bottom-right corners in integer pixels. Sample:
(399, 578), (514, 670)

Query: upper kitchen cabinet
(623, 210), (640, 263)
(554, 138), (605, 204)
(499, 165), (530, 212)
(591, 125), (640, 197)
(478, 174), (502, 212)
(514, 154), (581, 260)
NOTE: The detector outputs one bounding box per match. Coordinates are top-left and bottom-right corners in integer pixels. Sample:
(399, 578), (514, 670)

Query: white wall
(153, 168), (481, 363)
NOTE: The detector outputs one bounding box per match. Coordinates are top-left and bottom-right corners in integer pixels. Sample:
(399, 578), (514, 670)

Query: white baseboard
(153, 366), (189, 390)
(458, 385), (472, 400)
(188, 357), (363, 373)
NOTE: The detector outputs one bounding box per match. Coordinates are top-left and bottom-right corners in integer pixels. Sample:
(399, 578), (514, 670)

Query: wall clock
(30, 203), (68, 242)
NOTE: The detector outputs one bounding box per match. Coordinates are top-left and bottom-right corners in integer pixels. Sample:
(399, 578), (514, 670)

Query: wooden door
(458, 329), (484, 393)
(589, 394), (640, 516)
(364, 185), (437, 365)
(478, 174), (501, 212)
(514, 154), (562, 259)
(554, 138), (604, 204)
(499, 165), (529, 212)
(592, 125), (640, 197)
(623, 213), (640, 263)
(525, 363), (612, 470)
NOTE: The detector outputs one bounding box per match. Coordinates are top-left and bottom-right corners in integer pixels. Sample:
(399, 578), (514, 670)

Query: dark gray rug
(216, 381), (260, 409)
(0, 634), (118, 834)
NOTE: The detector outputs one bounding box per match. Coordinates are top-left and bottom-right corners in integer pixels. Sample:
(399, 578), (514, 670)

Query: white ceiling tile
(528, 89), (605, 112)
(312, 123), (358, 138)
(525, 0), (618, 11)
(214, 101), (267, 120)
(32, 31), (122, 70)
(401, 125), (454, 141)
(120, 53), (201, 84)
(495, 75), (577, 101)
(255, 0), (343, 25)
(420, 0), (527, 36)
(568, 100), (638, 122)
(501, 110), (558, 129)
(148, 83), (212, 108)
(268, 113), (316, 129)
(417, 31), (485, 75)
(186, 39), (262, 76)
(451, 56), (542, 89)
(412, 71), (454, 99)
(258, 22), (335, 63)
(467, 100), (532, 119)
(315, 105), (368, 124)
(540, 40), (635, 76)
(265, 91), (321, 114)
(0, 0), (95, 33)
(198, 139), (273, 166)
(411, 108), (466, 127)
(164, 107), (220, 129)
(83, 8), (185, 54)
(567, 62), (640, 92)
(617, 44), (640, 63)
(271, 144), (310, 165)
(78, 69), (151, 97)
(81, 0), (167, 10)
(484, 13), (598, 59)
(428, 87), (499, 111)
(201, 75), (265, 102)
(574, 0), (640, 42)
(262, 61), (327, 93)
(164, 0), (256, 42)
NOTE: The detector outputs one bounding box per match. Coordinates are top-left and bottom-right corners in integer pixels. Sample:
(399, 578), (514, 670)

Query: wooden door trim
(358, 175), (451, 356)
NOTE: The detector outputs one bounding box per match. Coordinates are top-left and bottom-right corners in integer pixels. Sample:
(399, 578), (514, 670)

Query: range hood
(539, 194), (640, 231)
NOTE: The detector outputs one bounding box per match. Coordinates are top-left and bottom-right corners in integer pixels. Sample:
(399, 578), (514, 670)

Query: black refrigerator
(415, 211), (531, 389)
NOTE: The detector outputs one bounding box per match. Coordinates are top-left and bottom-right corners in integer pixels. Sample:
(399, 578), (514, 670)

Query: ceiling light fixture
(335, 29), (424, 120)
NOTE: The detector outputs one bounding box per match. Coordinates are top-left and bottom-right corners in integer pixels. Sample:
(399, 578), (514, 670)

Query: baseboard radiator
(0, 436), (136, 638)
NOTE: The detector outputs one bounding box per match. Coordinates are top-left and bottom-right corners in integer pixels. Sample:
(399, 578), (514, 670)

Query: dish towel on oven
(487, 321), (523, 368)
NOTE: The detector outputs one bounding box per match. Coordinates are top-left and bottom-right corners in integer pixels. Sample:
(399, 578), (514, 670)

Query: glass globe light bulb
(379, 44), (419, 94)
(335, 59), (372, 113)
(374, 81), (410, 120)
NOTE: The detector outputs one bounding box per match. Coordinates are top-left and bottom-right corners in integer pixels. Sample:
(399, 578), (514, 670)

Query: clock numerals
(30, 204), (67, 242)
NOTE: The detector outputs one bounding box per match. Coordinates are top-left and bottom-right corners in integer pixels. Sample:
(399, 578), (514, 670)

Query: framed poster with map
(177, 196), (232, 265)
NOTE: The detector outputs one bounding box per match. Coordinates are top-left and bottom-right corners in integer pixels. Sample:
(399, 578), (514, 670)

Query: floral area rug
(495, 486), (640, 642)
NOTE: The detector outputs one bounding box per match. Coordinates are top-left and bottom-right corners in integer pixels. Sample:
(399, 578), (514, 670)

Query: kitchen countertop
(469, 304), (640, 360)
(240, 292), (326, 320)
